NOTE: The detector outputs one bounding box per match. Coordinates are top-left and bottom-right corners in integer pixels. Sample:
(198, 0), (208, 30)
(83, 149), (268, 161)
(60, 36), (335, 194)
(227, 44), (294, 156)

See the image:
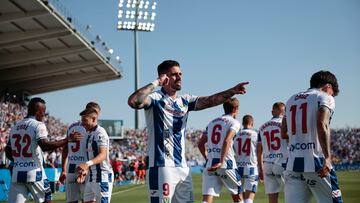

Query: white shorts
(66, 173), (85, 202)
(147, 166), (194, 203)
(283, 169), (343, 203)
(263, 163), (285, 194)
(83, 181), (113, 203)
(202, 168), (242, 197)
(239, 175), (258, 193)
(8, 179), (52, 203)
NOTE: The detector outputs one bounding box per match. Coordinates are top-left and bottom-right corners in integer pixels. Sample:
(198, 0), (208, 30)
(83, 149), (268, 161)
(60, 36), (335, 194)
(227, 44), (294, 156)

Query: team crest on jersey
(162, 197), (170, 203)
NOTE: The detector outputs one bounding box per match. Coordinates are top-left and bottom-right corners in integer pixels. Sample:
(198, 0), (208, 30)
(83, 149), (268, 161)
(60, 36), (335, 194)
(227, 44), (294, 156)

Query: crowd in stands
(1, 101), (360, 173)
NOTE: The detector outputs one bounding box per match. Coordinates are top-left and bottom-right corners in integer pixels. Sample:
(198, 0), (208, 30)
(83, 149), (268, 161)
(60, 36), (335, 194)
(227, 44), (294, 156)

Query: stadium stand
(0, 0), (122, 100)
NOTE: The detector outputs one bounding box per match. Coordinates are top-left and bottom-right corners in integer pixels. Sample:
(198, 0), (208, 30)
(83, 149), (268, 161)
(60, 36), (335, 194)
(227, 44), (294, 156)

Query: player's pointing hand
(232, 82), (249, 95)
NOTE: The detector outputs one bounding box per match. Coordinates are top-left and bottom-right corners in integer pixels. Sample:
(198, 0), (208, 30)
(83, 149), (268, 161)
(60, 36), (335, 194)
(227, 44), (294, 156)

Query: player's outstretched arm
(197, 134), (208, 160)
(195, 82), (249, 111)
(317, 106), (332, 178)
(38, 132), (83, 152)
(128, 74), (169, 109)
(208, 129), (236, 172)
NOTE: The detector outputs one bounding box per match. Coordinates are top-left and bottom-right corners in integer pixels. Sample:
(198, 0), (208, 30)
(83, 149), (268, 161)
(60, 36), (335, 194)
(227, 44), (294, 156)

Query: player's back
(233, 128), (258, 174)
(66, 121), (87, 175)
(9, 117), (47, 182)
(258, 117), (288, 167)
(285, 88), (335, 172)
(205, 115), (240, 169)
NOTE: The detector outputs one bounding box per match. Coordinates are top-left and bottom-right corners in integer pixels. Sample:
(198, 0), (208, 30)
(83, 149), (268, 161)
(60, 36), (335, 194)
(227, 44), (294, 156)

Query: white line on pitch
(112, 184), (146, 196)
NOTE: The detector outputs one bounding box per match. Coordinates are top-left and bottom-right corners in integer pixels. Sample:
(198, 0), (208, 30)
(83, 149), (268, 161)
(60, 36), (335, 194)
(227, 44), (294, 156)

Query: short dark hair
(28, 97), (45, 115)
(157, 60), (180, 75)
(310, 70), (339, 96)
(80, 108), (98, 117)
(272, 102), (285, 110)
(242, 115), (253, 126)
(223, 98), (239, 114)
(85, 102), (101, 112)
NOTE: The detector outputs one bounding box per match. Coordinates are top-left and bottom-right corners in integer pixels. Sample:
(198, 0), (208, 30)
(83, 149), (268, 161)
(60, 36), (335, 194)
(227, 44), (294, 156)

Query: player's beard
(174, 80), (181, 90)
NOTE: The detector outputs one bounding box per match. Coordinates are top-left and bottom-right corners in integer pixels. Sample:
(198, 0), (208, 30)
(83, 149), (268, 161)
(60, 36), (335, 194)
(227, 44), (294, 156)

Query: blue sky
(36, 0), (360, 129)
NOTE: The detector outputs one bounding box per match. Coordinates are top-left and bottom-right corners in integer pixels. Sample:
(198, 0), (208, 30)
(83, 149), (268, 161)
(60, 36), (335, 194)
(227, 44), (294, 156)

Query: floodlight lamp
(119, 3), (123, 8)
(144, 5), (148, 9)
(116, 56), (120, 61)
(152, 5), (156, 10)
(145, 1), (149, 5)
(126, 3), (130, 8)
(108, 48), (114, 54)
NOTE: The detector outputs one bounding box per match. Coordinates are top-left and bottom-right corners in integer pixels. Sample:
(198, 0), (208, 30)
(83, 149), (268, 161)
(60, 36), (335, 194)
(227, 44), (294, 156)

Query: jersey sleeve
(229, 121), (241, 134)
(144, 92), (157, 110)
(183, 94), (199, 111)
(96, 130), (109, 147)
(318, 93), (335, 111)
(35, 123), (48, 141)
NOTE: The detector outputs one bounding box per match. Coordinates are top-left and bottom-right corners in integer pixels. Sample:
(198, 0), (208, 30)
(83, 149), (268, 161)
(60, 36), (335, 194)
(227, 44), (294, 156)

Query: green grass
(2, 171), (359, 202)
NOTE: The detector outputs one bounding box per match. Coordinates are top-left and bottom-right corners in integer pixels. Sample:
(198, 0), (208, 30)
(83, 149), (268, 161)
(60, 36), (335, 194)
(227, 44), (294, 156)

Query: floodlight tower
(117, 0), (157, 129)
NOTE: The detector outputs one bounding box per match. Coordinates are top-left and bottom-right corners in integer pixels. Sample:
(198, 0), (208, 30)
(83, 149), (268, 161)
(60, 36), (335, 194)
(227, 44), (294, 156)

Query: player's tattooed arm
(127, 83), (155, 109)
(195, 82), (249, 111)
(128, 74), (169, 109)
(281, 116), (289, 139)
(317, 106), (332, 177)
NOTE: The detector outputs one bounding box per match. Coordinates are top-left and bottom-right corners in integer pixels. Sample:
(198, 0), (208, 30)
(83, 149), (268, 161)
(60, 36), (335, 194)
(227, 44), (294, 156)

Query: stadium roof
(0, 0), (122, 95)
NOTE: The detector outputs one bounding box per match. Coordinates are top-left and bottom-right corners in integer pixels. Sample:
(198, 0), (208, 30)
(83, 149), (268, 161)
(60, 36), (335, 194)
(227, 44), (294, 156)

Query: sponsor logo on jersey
(264, 153), (284, 159)
(289, 142), (315, 152)
(13, 161), (36, 167)
(207, 147), (221, 153)
(237, 161), (252, 166)
(68, 155), (85, 162)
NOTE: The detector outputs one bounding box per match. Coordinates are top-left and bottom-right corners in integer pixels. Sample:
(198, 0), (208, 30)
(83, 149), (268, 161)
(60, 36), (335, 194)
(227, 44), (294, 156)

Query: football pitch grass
(4, 171), (359, 203)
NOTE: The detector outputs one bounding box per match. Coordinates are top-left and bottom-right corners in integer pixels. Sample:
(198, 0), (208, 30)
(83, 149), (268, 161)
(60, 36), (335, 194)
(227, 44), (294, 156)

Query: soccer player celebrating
(198, 98), (242, 203)
(234, 115), (258, 203)
(281, 70), (343, 203)
(5, 97), (82, 203)
(257, 102), (288, 203)
(128, 60), (249, 203)
(76, 107), (113, 203)
(59, 102), (101, 203)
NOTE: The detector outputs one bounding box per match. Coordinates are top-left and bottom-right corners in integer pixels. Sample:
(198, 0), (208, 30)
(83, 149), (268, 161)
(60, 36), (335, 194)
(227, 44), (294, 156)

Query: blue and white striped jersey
(285, 88), (335, 172)
(145, 88), (198, 168)
(86, 125), (113, 182)
(258, 117), (288, 167)
(66, 121), (87, 175)
(8, 117), (47, 183)
(234, 128), (259, 175)
(204, 114), (241, 170)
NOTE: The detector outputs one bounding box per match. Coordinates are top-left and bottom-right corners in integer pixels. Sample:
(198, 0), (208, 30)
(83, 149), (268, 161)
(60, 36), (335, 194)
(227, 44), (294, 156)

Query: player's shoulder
(95, 125), (109, 137)
(68, 121), (82, 129)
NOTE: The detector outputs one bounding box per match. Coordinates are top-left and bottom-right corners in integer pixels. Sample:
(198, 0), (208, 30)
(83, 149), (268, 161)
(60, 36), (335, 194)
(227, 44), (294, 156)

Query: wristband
(151, 79), (160, 87)
(86, 160), (94, 167)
